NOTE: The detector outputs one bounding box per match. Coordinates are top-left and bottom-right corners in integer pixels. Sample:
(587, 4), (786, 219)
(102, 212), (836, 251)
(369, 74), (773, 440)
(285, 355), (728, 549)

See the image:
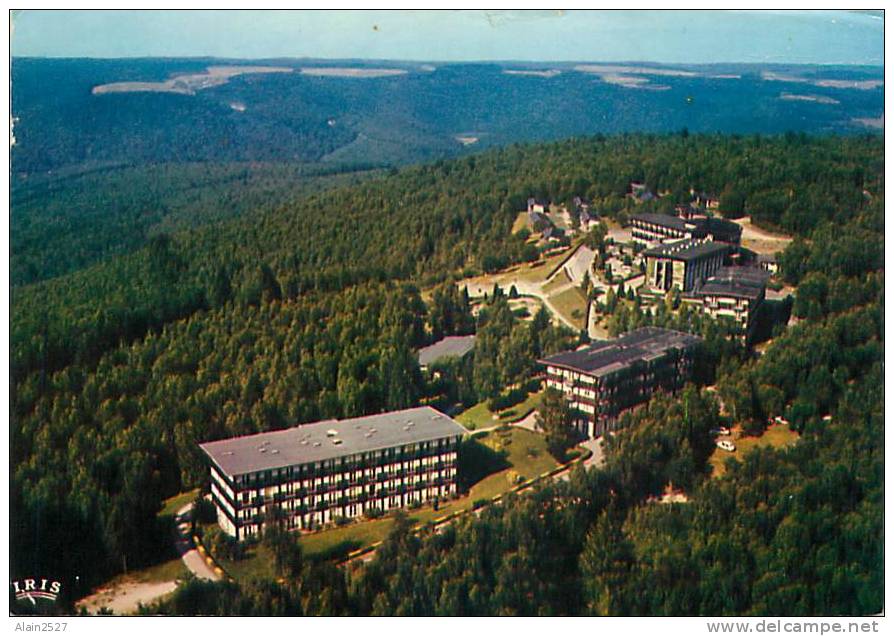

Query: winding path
(175, 502), (222, 581)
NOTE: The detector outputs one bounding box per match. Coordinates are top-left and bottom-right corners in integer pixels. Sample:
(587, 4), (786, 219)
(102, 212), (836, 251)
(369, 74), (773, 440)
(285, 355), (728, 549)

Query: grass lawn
(542, 269), (572, 294)
(455, 390), (543, 430)
(515, 248), (574, 284)
(218, 542), (277, 581)
(709, 422), (800, 477)
(512, 212), (533, 235)
(465, 427), (558, 500)
(129, 557), (188, 584)
(549, 286), (588, 330)
(217, 428), (559, 575)
(159, 489), (199, 520)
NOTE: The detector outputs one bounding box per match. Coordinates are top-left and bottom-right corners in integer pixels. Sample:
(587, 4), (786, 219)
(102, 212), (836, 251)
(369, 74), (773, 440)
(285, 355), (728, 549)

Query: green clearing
(709, 423), (800, 478)
(455, 390), (543, 430)
(511, 212), (533, 235)
(542, 269), (573, 295)
(159, 489), (200, 520)
(548, 286), (588, 330)
(514, 248), (574, 284)
(129, 557), (188, 584)
(216, 427), (558, 576)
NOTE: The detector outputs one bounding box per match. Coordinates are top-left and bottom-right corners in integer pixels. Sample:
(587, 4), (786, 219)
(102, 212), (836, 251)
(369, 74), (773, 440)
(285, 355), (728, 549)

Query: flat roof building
(631, 213), (741, 246)
(630, 213), (691, 244)
(643, 238), (729, 293)
(200, 407), (468, 541)
(539, 327), (702, 438)
(417, 335), (476, 369)
(695, 266), (770, 334)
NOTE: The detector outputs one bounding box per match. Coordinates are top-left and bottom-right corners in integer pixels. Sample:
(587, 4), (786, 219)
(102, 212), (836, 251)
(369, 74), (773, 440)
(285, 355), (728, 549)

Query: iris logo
(11, 578), (62, 605)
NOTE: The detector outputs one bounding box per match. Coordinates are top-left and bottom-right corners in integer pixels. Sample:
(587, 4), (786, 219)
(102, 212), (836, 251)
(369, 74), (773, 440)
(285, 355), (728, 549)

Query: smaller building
(695, 266), (770, 333)
(417, 335), (476, 370)
(628, 182), (658, 203)
(643, 238), (729, 293)
(572, 196), (590, 212)
(757, 253), (779, 275)
(692, 190), (720, 210)
(527, 197), (548, 215)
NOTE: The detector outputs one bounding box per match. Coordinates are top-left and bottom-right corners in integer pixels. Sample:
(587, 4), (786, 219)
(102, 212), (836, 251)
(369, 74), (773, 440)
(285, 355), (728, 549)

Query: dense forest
(11, 162), (380, 285)
(11, 57), (883, 174)
(10, 133), (883, 615)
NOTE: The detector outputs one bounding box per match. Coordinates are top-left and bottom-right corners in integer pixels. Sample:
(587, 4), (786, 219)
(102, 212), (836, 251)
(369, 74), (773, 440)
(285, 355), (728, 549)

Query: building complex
(199, 407), (468, 541)
(539, 327), (702, 438)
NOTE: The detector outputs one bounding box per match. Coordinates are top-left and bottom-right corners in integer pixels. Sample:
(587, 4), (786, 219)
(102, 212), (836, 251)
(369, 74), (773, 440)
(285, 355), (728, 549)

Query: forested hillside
(11, 57), (883, 174)
(11, 162), (380, 285)
(11, 133), (883, 615)
(11, 134), (881, 393)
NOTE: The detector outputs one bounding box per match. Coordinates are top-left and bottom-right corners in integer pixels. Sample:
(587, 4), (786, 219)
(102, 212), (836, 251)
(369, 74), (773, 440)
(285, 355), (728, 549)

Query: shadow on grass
(308, 539), (363, 563)
(458, 435), (510, 491)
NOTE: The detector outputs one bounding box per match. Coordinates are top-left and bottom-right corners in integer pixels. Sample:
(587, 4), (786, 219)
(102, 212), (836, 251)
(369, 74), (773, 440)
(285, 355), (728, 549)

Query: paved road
(175, 503), (222, 581)
(74, 500), (220, 614)
(77, 580), (178, 615)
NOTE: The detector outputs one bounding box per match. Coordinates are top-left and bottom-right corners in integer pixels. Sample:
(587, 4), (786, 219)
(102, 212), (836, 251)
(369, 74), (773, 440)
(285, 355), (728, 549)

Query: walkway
(175, 503), (222, 581)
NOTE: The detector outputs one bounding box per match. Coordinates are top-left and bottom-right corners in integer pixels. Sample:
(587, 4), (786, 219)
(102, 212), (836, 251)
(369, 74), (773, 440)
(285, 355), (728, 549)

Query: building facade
(199, 407), (468, 541)
(643, 238), (728, 293)
(695, 266), (770, 334)
(631, 213), (741, 247)
(630, 212), (691, 244)
(539, 327), (702, 438)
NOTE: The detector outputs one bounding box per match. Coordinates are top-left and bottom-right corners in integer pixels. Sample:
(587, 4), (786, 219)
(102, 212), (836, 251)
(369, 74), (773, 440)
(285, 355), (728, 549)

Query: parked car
(716, 440), (736, 452)
(709, 427), (731, 436)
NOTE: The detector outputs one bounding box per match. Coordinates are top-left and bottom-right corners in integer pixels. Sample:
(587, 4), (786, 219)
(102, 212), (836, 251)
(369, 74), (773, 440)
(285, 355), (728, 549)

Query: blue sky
(10, 9), (884, 65)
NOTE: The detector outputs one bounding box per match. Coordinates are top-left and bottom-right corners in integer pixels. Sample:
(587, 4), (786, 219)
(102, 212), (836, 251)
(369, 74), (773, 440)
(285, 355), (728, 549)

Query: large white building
(199, 407), (468, 541)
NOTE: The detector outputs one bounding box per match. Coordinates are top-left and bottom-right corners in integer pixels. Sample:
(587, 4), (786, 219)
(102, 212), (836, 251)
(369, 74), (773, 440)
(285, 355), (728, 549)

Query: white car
(716, 440), (736, 452)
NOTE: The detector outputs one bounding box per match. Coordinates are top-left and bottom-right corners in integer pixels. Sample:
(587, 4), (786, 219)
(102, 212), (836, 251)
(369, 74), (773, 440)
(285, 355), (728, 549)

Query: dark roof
(630, 213), (689, 232)
(643, 238), (729, 262)
(538, 327), (702, 378)
(697, 266), (769, 300)
(693, 217), (742, 243)
(529, 211), (550, 225)
(199, 407), (468, 477)
(417, 335), (476, 366)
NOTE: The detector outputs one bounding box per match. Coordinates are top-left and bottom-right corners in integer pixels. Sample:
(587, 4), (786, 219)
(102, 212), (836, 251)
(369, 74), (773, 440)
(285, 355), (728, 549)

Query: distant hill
(10, 57), (883, 174)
